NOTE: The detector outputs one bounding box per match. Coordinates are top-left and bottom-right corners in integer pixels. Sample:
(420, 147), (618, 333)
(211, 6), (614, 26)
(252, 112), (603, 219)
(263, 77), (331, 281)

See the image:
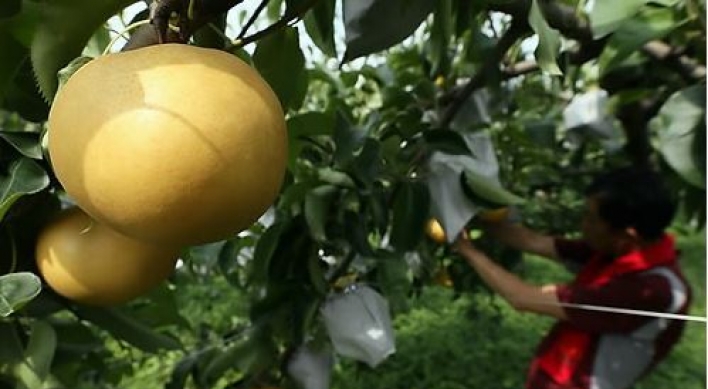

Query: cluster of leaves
(0, 0), (705, 388)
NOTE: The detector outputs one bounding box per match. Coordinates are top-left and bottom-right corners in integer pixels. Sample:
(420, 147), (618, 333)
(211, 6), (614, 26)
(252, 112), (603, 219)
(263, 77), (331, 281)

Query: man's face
(581, 196), (620, 253)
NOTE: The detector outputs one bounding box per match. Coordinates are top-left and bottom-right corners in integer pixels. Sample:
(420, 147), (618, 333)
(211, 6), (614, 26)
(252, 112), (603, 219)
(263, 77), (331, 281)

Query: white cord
(527, 299), (707, 323)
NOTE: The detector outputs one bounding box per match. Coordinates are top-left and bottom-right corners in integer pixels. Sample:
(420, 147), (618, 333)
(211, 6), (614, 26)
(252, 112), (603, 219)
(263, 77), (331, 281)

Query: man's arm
(483, 220), (560, 261)
(453, 234), (567, 320)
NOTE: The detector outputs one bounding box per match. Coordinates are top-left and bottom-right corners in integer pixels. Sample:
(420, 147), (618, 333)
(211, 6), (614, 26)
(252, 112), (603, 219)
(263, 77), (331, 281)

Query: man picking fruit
(452, 165), (692, 389)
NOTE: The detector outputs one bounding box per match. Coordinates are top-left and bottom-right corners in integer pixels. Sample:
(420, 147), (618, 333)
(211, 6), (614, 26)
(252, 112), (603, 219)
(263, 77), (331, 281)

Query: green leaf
(350, 138), (383, 187)
(2, 56), (49, 122)
(528, 0), (562, 76)
(287, 110), (335, 169)
(0, 0), (21, 19)
(29, 0), (136, 100)
(317, 167), (356, 188)
(463, 16), (496, 65)
(0, 131), (42, 159)
(288, 111), (336, 138)
(342, 0), (435, 62)
(305, 185), (339, 241)
(427, 0), (453, 77)
(368, 182), (390, 235)
(12, 361), (43, 389)
(524, 120), (557, 147)
(390, 181), (430, 252)
(52, 320), (103, 355)
(81, 24), (112, 57)
(279, 181), (313, 210)
(0, 157), (50, 223)
(74, 306), (182, 352)
(462, 170), (526, 207)
(0, 322), (24, 364)
(167, 348), (221, 389)
(376, 252), (411, 314)
(217, 237), (253, 289)
(4, 5), (39, 46)
(24, 321), (56, 381)
(201, 329), (276, 385)
(334, 112), (367, 166)
(266, 0), (284, 20)
(307, 251), (329, 296)
(599, 6), (686, 75)
(589, 0), (650, 39)
(423, 129), (472, 155)
(253, 26), (307, 111)
(251, 222), (287, 285)
(184, 241), (225, 267)
(303, 0), (337, 57)
(0, 272), (42, 317)
(131, 285), (191, 329)
(344, 210), (374, 256)
(651, 83), (706, 189)
(193, 14), (227, 50)
(0, 29), (28, 105)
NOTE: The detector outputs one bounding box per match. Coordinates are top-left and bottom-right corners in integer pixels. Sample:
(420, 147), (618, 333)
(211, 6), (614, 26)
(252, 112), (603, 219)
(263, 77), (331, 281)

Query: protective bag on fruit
(287, 344), (334, 389)
(320, 284), (396, 368)
(427, 131), (501, 242)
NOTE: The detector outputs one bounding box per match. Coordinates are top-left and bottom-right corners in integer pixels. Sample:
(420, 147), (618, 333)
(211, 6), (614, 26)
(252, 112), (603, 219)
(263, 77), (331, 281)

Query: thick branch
(502, 38), (606, 78)
(617, 93), (668, 168)
(439, 21), (530, 128)
(491, 0), (705, 83)
(536, 0), (592, 42)
(123, 0), (244, 50)
(642, 40), (707, 81)
(502, 39), (707, 83)
(502, 60), (540, 78)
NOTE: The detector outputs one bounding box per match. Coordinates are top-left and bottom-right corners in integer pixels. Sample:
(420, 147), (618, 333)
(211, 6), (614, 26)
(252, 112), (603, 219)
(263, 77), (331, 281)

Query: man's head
(580, 165), (677, 253)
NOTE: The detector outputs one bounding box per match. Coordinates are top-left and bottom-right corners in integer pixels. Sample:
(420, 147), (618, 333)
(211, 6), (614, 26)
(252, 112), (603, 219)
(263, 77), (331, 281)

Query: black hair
(584, 165), (677, 241)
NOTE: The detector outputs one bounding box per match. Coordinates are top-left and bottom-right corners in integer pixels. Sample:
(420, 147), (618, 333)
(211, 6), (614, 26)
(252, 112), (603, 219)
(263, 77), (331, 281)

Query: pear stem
(103, 19), (152, 55)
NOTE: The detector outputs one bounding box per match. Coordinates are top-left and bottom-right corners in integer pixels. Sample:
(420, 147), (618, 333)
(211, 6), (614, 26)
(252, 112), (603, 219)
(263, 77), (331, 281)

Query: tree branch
(501, 39), (707, 83)
(123, 0), (245, 50)
(616, 92), (669, 167)
(536, 0), (592, 42)
(502, 60), (539, 78)
(226, 0), (320, 50)
(237, 0), (269, 40)
(439, 21), (530, 128)
(490, 0), (705, 83)
(642, 40), (707, 81)
(502, 38), (606, 78)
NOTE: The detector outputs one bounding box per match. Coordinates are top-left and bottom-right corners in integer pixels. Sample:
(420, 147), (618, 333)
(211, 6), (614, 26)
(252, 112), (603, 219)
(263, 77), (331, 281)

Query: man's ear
(623, 226), (641, 241)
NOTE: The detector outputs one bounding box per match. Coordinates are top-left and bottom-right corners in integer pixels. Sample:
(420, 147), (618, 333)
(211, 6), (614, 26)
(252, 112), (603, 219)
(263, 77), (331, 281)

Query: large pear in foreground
(36, 207), (179, 306)
(48, 44), (287, 245)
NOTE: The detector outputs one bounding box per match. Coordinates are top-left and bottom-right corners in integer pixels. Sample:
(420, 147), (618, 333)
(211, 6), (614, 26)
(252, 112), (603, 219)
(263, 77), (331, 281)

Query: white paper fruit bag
(320, 284), (395, 368)
(287, 344), (334, 389)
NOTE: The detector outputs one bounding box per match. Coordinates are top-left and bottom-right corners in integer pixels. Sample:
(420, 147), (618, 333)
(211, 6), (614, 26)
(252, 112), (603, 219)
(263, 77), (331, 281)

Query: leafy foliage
(0, 0), (704, 387)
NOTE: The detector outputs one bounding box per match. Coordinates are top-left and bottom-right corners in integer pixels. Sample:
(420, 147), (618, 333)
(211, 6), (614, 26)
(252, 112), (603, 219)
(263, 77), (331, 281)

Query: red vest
(536, 234), (678, 385)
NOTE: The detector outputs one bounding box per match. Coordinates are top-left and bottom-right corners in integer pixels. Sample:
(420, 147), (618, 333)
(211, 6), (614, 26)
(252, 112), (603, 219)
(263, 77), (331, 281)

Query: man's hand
(449, 229), (567, 320)
(451, 231), (482, 258)
(474, 208), (559, 261)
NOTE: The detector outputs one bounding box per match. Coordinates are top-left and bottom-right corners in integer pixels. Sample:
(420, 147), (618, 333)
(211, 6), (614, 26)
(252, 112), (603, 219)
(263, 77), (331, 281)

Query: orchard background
(0, 0), (705, 388)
